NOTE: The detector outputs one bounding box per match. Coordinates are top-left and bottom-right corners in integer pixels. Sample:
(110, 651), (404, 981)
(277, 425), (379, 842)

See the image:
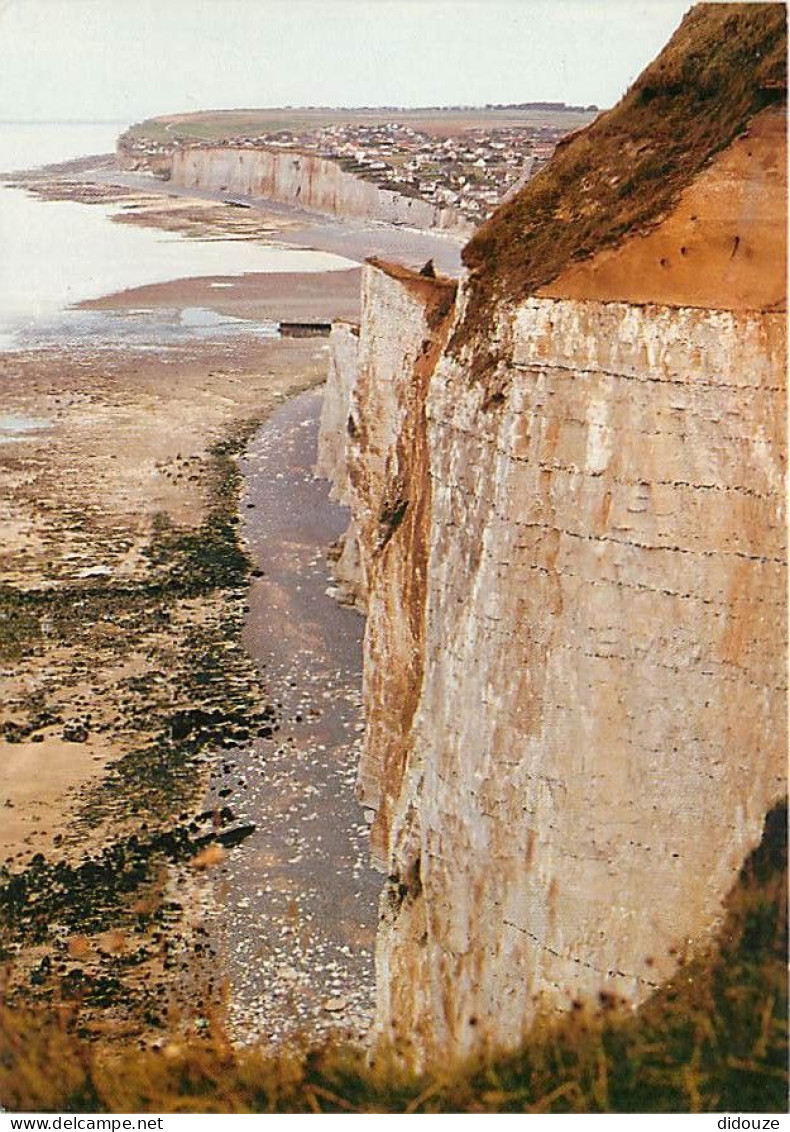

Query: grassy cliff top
(459, 3), (786, 340)
(121, 105), (596, 147)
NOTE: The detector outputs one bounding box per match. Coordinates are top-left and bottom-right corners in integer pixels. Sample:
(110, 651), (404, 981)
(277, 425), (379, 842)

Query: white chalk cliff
(122, 142), (470, 234)
(318, 4), (787, 1065)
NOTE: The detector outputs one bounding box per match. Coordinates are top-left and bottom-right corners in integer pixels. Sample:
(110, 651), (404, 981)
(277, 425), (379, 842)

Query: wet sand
(18, 161), (465, 279)
(80, 267), (363, 325)
(0, 148), (448, 1046)
(204, 389), (379, 1045)
(0, 335), (333, 1035)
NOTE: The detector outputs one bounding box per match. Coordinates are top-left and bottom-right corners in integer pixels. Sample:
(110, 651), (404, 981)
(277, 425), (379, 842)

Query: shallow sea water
(0, 412), (52, 442)
(0, 122), (354, 351)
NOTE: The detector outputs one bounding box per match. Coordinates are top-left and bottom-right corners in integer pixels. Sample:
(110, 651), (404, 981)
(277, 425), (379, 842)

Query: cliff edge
(318, 2), (787, 1065)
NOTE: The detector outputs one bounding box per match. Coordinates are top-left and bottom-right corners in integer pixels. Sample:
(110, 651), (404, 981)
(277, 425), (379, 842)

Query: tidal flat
(0, 332), (333, 1038)
(0, 134), (460, 1049)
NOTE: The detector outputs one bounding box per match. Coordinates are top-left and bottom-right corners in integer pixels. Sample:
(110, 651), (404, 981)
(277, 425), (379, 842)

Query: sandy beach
(0, 323), (339, 1036)
(0, 144), (463, 1044)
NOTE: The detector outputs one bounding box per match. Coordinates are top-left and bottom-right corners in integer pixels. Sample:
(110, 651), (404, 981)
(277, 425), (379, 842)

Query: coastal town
(119, 104), (598, 223)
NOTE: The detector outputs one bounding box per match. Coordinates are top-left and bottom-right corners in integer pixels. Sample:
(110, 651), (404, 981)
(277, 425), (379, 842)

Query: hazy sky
(0, 0), (696, 124)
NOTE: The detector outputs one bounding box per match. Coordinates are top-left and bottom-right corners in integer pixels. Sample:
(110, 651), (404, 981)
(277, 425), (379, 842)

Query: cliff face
(336, 263), (456, 866)
(382, 296), (785, 1062)
(316, 321), (365, 609)
(317, 4), (787, 1064)
(316, 321), (359, 503)
(163, 146), (469, 233)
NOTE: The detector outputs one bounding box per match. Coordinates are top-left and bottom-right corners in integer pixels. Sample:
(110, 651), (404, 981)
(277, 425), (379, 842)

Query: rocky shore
(0, 126), (479, 1050)
(0, 333), (331, 1040)
(0, 143), (468, 1049)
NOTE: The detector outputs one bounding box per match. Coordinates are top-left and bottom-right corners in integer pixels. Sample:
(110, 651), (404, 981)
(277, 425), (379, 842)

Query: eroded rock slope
(318, 3), (787, 1064)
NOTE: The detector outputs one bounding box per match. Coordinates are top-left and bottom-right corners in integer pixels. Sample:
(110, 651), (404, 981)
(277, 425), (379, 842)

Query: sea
(0, 121), (352, 351)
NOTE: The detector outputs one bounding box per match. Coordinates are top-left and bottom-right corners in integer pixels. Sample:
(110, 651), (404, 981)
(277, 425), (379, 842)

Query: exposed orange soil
(540, 107), (786, 310)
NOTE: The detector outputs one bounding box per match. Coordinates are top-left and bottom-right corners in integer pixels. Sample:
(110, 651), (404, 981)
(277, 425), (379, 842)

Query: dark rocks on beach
(0, 809), (256, 954)
(214, 823), (256, 849)
(3, 707), (64, 744)
(0, 409), (296, 1034)
(63, 720), (90, 743)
